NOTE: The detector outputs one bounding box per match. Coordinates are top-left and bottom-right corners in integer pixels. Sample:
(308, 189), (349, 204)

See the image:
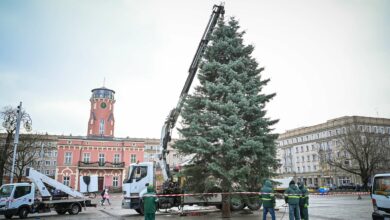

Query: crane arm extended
(26, 167), (85, 198)
(159, 4), (225, 181)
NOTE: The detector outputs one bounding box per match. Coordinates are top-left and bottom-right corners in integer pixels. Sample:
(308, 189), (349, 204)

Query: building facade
(56, 87), (144, 191)
(276, 116), (390, 188)
(36, 135), (58, 178)
(56, 136), (144, 191)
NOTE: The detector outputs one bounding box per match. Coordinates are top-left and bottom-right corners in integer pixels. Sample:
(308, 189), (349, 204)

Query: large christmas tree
(173, 18), (278, 217)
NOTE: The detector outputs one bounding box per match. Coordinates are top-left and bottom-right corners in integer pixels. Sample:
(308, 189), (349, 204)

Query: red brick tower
(87, 87), (115, 137)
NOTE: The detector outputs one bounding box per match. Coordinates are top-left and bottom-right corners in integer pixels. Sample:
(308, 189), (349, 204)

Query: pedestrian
(298, 182), (309, 220)
(103, 189), (111, 206)
(143, 185), (158, 220)
(284, 180), (301, 220)
(100, 188), (106, 206)
(260, 180), (276, 220)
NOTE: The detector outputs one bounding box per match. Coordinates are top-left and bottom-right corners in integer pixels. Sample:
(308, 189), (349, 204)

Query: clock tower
(87, 87), (116, 138)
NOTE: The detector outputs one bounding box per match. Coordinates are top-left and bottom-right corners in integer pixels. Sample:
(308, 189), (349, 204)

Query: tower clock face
(100, 102), (107, 109)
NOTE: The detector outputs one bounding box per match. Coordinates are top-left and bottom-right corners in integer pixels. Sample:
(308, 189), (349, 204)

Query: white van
(372, 173), (390, 220)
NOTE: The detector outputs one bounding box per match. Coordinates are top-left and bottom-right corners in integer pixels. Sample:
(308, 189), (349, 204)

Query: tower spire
(103, 77), (106, 87)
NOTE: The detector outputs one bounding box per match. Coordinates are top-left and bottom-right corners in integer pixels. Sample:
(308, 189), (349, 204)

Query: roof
(374, 173), (390, 177)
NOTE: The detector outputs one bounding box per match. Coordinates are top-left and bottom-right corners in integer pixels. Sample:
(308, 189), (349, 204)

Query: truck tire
(69, 203), (81, 215)
(230, 197), (245, 211)
(55, 210), (66, 215)
(246, 201), (260, 211)
(135, 201), (144, 215)
(4, 214), (13, 219)
(246, 196), (260, 211)
(18, 207), (29, 219)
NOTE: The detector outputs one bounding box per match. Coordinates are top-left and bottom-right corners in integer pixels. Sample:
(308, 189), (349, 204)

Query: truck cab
(0, 183), (35, 219)
(372, 173), (390, 220)
(122, 162), (154, 211)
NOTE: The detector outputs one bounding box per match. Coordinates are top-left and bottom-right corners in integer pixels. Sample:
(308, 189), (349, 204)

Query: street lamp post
(10, 102), (23, 183)
(9, 102), (32, 183)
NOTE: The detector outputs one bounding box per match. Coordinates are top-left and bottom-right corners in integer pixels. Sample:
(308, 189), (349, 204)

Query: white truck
(0, 168), (95, 219)
(372, 173), (390, 220)
(121, 161), (259, 214)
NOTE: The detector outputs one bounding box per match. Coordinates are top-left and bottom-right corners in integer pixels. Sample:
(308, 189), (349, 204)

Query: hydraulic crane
(159, 4), (225, 181)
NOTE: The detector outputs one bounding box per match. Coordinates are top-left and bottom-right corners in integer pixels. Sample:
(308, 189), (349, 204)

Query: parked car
(325, 184), (337, 190)
(338, 183), (356, 190)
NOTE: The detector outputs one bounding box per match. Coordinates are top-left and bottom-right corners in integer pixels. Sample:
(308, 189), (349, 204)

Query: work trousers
(299, 205), (309, 220)
(263, 207), (275, 220)
(289, 204), (300, 220)
(144, 213), (155, 220)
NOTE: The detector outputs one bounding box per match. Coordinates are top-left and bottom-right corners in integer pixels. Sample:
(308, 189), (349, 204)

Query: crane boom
(26, 167), (84, 198)
(159, 4), (224, 181)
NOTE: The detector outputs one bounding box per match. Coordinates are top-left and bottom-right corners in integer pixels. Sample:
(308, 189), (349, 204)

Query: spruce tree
(173, 18), (278, 217)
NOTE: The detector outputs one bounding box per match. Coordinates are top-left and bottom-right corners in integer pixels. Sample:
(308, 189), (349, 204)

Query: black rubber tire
(135, 201), (145, 216)
(135, 208), (143, 215)
(246, 196), (261, 211)
(55, 210), (66, 215)
(18, 207), (29, 219)
(230, 197), (245, 211)
(69, 204), (81, 215)
(246, 201), (260, 211)
(4, 214), (13, 219)
(215, 204), (222, 210)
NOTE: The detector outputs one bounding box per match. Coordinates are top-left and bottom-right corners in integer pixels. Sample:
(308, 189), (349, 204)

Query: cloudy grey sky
(1, 0), (389, 138)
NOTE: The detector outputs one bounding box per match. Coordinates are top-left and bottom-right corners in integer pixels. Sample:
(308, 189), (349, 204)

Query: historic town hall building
(56, 87), (144, 191)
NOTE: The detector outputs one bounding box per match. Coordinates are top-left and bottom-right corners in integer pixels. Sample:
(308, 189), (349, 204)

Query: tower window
(99, 119), (105, 135)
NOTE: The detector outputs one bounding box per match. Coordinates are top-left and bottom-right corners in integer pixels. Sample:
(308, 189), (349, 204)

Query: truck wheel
(246, 196), (260, 211)
(4, 214), (13, 219)
(18, 207), (29, 219)
(230, 197), (245, 211)
(246, 201), (260, 210)
(55, 210), (66, 215)
(135, 201), (144, 216)
(69, 204), (81, 215)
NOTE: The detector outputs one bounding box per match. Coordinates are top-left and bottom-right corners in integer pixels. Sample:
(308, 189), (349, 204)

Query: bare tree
(3, 134), (54, 182)
(0, 106), (32, 185)
(318, 125), (390, 189)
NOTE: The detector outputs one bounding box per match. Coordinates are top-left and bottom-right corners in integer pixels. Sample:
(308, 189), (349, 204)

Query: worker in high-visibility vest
(284, 180), (301, 220)
(143, 185), (158, 220)
(298, 182), (309, 220)
(260, 180), (276, 220)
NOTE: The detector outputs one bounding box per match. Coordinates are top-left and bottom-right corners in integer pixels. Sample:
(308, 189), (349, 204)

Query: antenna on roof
(103, 77), (106, 87)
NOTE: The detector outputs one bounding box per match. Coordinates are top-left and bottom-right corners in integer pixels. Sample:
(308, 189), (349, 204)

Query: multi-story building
(144, 139), (160, 163)
(276, 116), (390, 188)
(56, 87), (144, 191)
(0, 133), (58, 181)
(36, 135), (58, 178)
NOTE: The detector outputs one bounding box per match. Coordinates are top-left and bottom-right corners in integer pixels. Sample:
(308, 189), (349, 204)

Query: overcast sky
(1, 0), (389, 139)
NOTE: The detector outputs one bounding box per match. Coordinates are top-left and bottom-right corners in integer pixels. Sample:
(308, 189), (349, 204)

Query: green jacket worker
(143, 185), (158, 220)
(284, 180), (301, 220)
(260, 180), (276, 220)
(298, 182), (309, 220)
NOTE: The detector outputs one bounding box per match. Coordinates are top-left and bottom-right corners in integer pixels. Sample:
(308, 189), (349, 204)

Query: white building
(276, 116), (390, 188)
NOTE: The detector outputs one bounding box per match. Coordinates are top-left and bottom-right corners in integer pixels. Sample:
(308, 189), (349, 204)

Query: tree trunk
(0, 132), (12, 185)
(361, 174), (370, 191)
(221, 193), (231, 218)
(17, 167), (23, 183)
